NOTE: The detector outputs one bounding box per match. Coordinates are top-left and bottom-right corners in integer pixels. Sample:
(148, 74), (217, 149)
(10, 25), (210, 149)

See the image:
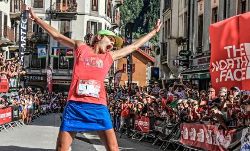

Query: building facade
(159, 0), (250, 90)
(116, 49), (155, 87)
(0, 0), (123, 92)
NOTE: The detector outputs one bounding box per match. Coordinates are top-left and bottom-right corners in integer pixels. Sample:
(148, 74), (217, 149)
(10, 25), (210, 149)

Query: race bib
(76, 79), (101, 98)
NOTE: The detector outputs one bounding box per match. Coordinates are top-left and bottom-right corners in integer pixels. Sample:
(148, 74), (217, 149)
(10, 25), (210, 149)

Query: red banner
(134, 116), (150, 133)
(0, 107), (12, 125)
(209, 12), (250, 91)
(180, 123), (239, 151)
(0, 78), (9, 92)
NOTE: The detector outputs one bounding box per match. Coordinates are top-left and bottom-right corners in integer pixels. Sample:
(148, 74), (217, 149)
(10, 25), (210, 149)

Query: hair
(84, 33), (94, 45)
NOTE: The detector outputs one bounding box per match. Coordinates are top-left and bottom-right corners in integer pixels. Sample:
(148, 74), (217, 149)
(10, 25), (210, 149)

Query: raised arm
(27, 6), (83, 49)
(110, 19), (162, 60)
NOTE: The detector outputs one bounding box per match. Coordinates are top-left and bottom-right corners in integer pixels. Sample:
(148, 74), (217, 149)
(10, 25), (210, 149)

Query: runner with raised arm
(27, 6), (161, 151)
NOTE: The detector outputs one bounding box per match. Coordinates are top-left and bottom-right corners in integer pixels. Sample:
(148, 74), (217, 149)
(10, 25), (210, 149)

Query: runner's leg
(56, 131), (76, 151)
(97, 129), (119, 151)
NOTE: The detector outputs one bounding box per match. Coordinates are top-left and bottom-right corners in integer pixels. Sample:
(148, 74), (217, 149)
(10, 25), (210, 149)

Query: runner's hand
(154, 19), (162, 32)
(27, 6), (38, 21)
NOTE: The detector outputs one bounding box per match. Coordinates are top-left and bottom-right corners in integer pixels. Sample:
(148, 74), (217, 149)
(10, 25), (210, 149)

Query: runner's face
(99, 35), (115, 53)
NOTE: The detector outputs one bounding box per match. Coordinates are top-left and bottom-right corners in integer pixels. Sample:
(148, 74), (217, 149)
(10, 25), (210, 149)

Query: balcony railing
(0, 26), (15, 42)
(10, 0), (23, 19)
(49, 1), (77, 13)
(47, 2), (77, 20)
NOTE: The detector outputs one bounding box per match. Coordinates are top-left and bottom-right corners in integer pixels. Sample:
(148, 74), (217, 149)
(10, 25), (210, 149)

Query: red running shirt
(67, 44), (113, 105)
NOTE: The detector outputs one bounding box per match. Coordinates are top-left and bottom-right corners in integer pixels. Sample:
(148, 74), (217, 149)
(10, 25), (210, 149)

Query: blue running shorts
(60, 101), (113, 132)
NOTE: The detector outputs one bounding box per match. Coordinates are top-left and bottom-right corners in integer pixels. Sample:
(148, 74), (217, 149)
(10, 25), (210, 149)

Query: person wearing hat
(28, 6), (162, 151)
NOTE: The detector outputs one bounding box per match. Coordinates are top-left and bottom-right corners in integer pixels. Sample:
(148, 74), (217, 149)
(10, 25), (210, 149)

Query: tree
(120, 0), (160, 45)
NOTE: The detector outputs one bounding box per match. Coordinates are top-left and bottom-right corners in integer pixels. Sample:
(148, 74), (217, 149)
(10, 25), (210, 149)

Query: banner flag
(210, 12), (250, 91)
(19, 7), (28, 66)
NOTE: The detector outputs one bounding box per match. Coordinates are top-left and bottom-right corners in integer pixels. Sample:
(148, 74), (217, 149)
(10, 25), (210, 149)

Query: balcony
(30, 32), (49, 44)
(0, 26), (15, 42)
(9, 0), (22, 20)
(47, 1), (77, 20)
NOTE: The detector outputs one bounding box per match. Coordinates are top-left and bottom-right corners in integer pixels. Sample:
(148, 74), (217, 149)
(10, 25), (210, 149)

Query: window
(212, 7), (218, 23)
(223, 0), (227, 19)
(167, 18), (171, 37)
(86, 21), (101, 35)
(184, 0), (188, 7)
(164, 18), (171, 39)
(164, 20), (168, 39)
(198, 15), (203, 52)
(52, 48), (74, 70)
(33, 0), (43, 8)
(179, 15), (183, 36)
(60, 20), (71, 38)
(30, 53), (46, 69)
(164, 0), (171, 11)
(33, 23), (43, 33)
(3, 15), (7, 37)
(107, 0), (111, 17)
(238, 0), (246, 14)
(63, 0), (66, 6)
(184, 12), (187, 38)
(92, 0), (98, 11)
(161, 42), (168, 56)
(59, 51), (68, 69)
(11, 0), (21, 12)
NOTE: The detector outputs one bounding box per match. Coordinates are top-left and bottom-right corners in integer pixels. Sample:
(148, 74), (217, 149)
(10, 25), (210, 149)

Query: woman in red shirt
(28, 6), (161, 151)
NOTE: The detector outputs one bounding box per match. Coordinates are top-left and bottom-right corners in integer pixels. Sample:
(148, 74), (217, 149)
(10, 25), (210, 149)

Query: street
(0, 113), (161, 151)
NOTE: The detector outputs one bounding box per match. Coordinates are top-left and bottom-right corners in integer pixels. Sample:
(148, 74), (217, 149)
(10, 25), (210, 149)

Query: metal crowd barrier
(114, 114), (246, 151)
(0, 106), (24, 132)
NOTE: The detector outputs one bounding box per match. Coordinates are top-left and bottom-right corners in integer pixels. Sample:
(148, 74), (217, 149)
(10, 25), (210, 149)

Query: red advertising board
(0, 78), (9, 92)
(180, 123), (240, 151)
(209, 12), (250, 91)
(134, 116), (150, 133)
(0, 107), (12, 125)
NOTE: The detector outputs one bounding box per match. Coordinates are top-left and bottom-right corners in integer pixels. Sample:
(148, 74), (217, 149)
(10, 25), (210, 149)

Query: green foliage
(120, 0), (143, 25)
(120, 0), (160, 45)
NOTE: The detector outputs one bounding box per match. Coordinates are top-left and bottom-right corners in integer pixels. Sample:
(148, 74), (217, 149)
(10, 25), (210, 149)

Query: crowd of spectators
(0, 52), (26, 79)
(0, 87), (67, 125)
(107, 80), (250, 137)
